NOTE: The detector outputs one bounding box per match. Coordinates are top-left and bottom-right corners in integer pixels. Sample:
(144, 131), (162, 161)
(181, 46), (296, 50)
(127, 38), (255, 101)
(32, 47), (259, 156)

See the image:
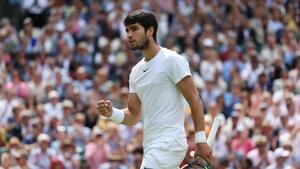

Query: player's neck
(141, 42), (160, 62)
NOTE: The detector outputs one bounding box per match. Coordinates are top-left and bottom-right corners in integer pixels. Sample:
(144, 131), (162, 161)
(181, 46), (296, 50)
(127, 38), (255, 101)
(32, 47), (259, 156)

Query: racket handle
(207, 117), (222, 147)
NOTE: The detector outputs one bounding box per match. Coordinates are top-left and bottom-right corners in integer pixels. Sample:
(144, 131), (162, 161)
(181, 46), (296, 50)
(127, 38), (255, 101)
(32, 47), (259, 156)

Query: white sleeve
(167, 55), (192, 84)
(129, 70), (136, 93)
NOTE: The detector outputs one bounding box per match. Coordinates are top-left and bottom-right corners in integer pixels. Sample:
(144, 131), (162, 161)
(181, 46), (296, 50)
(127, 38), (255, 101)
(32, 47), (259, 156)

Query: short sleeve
(167, 55), (192, 84)
(129, 70), (136, 93)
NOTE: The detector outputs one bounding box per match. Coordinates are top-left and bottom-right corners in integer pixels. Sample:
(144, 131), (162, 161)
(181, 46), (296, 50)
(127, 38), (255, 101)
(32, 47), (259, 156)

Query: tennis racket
(181, 117), (222, 169)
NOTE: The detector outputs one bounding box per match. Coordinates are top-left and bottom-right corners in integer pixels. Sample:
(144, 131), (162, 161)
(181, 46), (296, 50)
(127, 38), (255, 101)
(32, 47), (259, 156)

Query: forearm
(102, 94), (141, 126)
(189, 97), (205, 132)
(121, 108), (141, 126)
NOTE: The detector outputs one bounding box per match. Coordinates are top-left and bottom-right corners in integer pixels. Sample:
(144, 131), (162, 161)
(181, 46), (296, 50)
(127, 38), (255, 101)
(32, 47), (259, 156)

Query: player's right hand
(97, 100), (113, 117)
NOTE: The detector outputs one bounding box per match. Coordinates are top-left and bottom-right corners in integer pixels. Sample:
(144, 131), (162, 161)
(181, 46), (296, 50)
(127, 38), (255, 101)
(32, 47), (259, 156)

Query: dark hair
(124, 9), (158, 42)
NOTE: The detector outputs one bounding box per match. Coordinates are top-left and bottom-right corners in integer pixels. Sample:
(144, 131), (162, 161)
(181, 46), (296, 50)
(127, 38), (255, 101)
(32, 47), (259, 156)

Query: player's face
(125, 23), (149, 50)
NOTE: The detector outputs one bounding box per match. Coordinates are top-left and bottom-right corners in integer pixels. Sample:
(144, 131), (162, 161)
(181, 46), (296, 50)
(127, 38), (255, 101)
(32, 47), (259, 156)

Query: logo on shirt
(143, 68), (150, 73)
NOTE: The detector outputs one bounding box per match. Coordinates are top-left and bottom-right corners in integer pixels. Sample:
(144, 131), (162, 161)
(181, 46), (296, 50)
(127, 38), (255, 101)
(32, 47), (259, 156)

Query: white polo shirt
(129, 47), (191, 153)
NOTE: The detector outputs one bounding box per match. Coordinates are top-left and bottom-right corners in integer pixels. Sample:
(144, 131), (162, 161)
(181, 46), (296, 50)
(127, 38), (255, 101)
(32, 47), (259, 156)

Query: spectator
(266, 147), (293, 169)
(28, 133), (56, 169)
(55, 138), (80, 169)
(247, 135), (275, 168)
(67, 113), (91, 149)
(85, 126), (111, 169)
(44, 90), (63, 120)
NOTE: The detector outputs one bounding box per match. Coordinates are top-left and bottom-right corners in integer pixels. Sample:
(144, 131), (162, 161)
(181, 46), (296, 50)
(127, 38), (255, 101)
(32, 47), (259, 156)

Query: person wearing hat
(19, 110), (34, 143)
(54, 138), (80, 169)
(28, 133), (56, 169)
(13, 148), (36, 169)
(85, 126), (111, 169)
(73, 66), (93, 96)
(266, 147), (293, 169)
(61, 99), (74, 126)
(67, 113), (91, 149)
(222, 110), (240, 139)
(44, 90), (63, 120)
(73, 41), (93, 74)
(0, 86), (20, 127)
(247, 135), (275, 168)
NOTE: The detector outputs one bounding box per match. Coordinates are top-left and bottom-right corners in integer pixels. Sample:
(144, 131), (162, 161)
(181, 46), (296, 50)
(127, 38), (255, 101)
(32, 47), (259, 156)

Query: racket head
(180, 158), (211, 169)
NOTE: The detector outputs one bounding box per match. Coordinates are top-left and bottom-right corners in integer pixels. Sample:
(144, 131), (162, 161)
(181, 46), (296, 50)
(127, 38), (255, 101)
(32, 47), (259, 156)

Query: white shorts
(140, 140), (187, 169)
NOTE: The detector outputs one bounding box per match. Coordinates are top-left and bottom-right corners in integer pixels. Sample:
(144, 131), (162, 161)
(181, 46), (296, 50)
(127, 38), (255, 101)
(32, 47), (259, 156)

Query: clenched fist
(97, 100), (113, 117)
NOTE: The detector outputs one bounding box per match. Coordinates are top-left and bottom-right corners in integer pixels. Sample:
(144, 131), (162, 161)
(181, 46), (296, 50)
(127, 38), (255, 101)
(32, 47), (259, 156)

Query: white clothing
(241, 62), (264, 88)
(247, 149), (275, 168)
(44, 102), (63, 120)
(129, 47), (190, 161)
(266, 163), (294, 169)
(260, 46), (282, 66)
(28, 147), (56, 169)
(140, 147), (186, 169)
(200, 60), (222, 81)
(0, 99), (18, 125)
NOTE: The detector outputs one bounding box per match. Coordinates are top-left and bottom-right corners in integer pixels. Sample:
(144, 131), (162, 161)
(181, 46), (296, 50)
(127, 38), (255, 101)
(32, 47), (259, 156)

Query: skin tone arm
(177, 75), (213, 163)
(97, 93), (142, 126)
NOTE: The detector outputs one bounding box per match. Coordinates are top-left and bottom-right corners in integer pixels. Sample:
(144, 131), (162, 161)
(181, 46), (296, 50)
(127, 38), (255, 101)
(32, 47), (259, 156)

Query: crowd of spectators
(0, 0), (299, 168)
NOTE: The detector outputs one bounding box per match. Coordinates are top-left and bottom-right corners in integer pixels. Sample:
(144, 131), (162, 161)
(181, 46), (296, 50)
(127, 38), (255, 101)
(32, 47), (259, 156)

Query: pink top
(85, 142), (111, 169)
(231, 138), (254, 155)
(5, 82), (29, 99)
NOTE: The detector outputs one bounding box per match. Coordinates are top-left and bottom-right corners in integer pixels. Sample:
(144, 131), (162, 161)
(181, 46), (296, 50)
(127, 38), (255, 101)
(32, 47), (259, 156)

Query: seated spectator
(85, 126), (111, 169)
(247, 135), (275, 168)
(55, 138), (80, 169)
(67, 113), (91, 150)
(98, 153), (128, 169)
(28, 133), (56, 169)
(266, 147), (293, 169)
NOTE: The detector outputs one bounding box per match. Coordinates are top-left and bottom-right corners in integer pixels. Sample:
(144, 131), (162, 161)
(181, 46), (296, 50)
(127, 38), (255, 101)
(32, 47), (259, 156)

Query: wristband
(195, 131), (206, 144)
(109, 108), (125, 123)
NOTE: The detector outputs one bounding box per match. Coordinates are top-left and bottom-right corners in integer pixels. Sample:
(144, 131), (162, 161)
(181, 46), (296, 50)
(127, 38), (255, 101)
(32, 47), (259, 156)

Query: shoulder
(130, 59), (144, 76)
(161, 48), (187, 66)
(162, 48), (184, 60)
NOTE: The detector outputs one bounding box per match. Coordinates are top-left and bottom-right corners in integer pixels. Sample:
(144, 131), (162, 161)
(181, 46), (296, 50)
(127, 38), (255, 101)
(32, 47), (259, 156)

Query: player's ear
(146, 26), (154, 38)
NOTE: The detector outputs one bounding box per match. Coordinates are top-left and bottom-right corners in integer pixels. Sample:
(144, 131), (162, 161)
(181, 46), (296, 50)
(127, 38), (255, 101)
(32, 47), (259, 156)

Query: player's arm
(177, 75), (212, 163)
(122, 93), (142, 126)
(177, 76), (205, 134)
(97, 93), (141, 126)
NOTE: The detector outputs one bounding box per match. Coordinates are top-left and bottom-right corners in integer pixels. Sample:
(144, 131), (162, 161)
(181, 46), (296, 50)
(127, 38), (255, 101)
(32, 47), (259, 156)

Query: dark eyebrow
(125, 25), (138, 33)
(126, 24), (139, 30)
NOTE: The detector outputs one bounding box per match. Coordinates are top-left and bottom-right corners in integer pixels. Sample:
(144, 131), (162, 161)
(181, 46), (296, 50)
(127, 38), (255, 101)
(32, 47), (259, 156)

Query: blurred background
(0, 0), (299, 169)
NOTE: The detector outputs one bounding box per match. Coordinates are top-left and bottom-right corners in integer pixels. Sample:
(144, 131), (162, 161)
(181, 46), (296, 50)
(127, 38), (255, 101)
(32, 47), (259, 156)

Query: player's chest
(132, 68), (171, 92)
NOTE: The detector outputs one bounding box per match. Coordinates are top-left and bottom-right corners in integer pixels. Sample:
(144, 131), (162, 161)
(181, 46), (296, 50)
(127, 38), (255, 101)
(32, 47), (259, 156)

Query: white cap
(111, 38), (121, 52)
(98, 36), (109, 48)
(20, 110), (31, 118)
(93, 126), (104, 136)
(62, 99), (74, 108)
(48, 90), (59, 99)
(55, 22), (65, 32)
(234, 103), (243, 110)
(237, 124), (245, 132)
(202, 38), (214, 47)
(274, 147), (289, 158)
(37, 133), (50, 142)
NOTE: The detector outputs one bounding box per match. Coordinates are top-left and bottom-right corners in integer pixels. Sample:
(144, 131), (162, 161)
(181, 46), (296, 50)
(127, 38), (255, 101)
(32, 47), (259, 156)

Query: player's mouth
(129, 40), (136, 44)
(129, 40), (137, 47)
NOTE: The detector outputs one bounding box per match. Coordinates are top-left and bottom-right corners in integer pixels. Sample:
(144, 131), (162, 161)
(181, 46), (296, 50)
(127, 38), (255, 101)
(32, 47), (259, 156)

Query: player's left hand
(194, 143), (213, 164)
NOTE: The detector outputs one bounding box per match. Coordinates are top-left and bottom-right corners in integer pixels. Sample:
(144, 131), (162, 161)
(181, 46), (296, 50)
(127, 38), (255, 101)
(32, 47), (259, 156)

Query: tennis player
(98, 9), (212, 168)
